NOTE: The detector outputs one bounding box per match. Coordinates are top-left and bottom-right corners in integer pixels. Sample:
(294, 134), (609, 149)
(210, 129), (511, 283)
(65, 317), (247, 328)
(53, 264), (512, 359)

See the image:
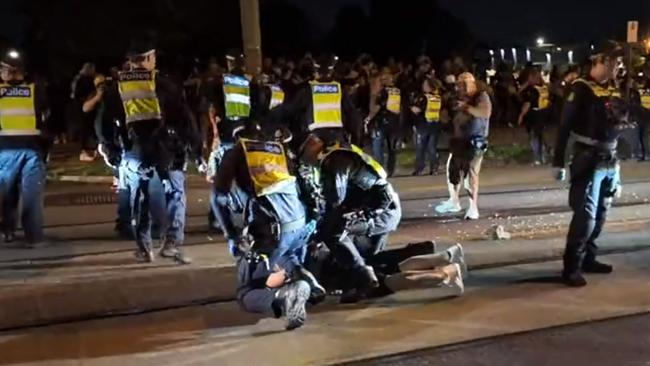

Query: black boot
(582, 260), (613, 274)
(562, 271), (587, 287)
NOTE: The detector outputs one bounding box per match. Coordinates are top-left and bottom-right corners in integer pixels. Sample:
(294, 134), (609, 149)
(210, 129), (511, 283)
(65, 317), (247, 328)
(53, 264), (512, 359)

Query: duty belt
(571, 132), (617, 151)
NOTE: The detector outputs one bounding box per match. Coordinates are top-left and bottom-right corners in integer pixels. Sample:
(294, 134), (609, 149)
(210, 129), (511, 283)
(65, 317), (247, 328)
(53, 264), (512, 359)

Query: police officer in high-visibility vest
(300, 134), (402, 303)
(99, 37), (202, 262)
(518, 68), (551, 165)
(206, 54), (253, 237)
(0, 49), (50, 248)
(366, 68), (401, 177)
(410, 77), (444, 176)
(553, 41), (631, 287)
(265, 56), (363, 151)
(212, 123), (325, 304)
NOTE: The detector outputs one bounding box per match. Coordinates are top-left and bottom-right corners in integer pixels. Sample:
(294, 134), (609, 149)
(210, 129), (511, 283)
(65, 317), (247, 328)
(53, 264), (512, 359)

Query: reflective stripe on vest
(118, 70), (162, 124)
(322, 143), (387, 180)
(425, 93), (441, 122)
(270, 85), (284, 109)
(0, 83), (39, 135)
(310, 81), (343, 130)
(642, 91), (650, 110)
(223, 74), (251, 120)
(573, 79), (619, 99)
(534, 85), (550, 110)
(386, 87), (401, 114)
(241, 139), (295, 196)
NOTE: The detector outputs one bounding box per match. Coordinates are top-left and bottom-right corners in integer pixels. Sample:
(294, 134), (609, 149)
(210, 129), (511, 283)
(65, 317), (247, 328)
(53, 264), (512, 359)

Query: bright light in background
(500, 48), (505, 59)
(556, 47), (562, 51)
(7, 50), (19, 59)
(526, 48), (531, 62)
(536, 37), (545, 46)
(489, 49), (494, 56)
(511, 48), (517, 65)
(545, 53), (552, 65)
(568, 50), (574, 64)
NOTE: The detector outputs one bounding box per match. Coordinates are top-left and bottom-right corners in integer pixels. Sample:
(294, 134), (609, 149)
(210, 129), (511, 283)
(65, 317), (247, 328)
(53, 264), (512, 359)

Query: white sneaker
(446, 244), (468, 279)
(464, 205), (479, 220)
(443, 263), (465, 296)
(435, 199), (462, 214)
(79, 151), (95, 162)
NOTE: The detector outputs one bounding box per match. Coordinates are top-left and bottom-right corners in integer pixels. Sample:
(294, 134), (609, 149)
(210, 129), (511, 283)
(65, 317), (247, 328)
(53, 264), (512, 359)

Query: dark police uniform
(369, 86), (401, 177)
(411, 86), (444, 175)
(553, 76), (627, 284)
(213, 137), (312, 273)
(520, 84), (551, 164)
(318, 143), (401, 287)
(100, 67), (196, 258)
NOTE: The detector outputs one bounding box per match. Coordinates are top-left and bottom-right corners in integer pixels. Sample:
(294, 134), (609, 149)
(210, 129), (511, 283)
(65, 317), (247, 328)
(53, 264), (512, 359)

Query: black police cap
(127, 32), (157, 57)
(1, 49), (25, 69)
(590, 40), (624, 58)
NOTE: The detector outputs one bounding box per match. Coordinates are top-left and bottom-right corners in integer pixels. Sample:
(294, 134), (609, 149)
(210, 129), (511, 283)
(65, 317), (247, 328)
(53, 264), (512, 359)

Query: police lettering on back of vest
(269, 85), (284, 109)
(534, 85), (550, 110)
(0, 83), (39, 136)
(223, 74), (251, 120)
(241, 139), (295, 196)
(386, 87), (401, 114)
(425, 93), (442, 122)
(117, 70), (162, 124)
(310, 81), (343, 130)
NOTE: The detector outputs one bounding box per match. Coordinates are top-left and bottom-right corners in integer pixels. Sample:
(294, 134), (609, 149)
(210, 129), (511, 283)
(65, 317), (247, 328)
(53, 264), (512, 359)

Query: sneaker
(562, 272), (587, 287)
(435, 199), (462, 214)
(3, 231), (15, 244)
(582, 260), (613, 274)
(443, 263), (465, 296)
(79, 150), (95, 162)
(447, 244), (467, 279)
(296, 266), (326, 304)
(533, 160), (542, 166)
(464, 205), (479, 220)
(278, 280), (311, 331)
(134, 249), (155, 263)
(160, 243), (193, 265)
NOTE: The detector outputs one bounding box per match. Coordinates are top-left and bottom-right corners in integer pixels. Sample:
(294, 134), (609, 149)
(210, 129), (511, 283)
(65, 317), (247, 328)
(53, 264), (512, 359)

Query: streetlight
(536, 37), (545, 46)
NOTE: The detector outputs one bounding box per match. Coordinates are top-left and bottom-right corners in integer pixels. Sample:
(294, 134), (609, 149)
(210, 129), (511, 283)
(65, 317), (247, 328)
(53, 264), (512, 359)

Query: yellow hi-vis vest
(0, 83), (39, 136)
(386, 87), (401, 114)
(641, 90), (650, 110)
(573, 79), (620, 99)
(223, 74), (251, 120)
(425, 93), (442, 122)
(310, 81), (343, 130)
(322, 143), (387, 180)
(240, 139), (295, 197)
(118, 70), (162, 124)
(534, 85), (550, 110)
(269, 85), (284, 109)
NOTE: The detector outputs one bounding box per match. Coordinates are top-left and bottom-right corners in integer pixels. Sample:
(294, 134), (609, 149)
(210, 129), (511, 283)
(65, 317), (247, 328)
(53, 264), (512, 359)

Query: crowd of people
(0, 34), (648, 330)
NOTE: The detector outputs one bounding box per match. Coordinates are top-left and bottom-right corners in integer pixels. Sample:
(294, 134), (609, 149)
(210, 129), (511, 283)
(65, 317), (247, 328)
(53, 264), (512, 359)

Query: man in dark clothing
(553, 42), (630, 287)
(518, 68), (551, 165)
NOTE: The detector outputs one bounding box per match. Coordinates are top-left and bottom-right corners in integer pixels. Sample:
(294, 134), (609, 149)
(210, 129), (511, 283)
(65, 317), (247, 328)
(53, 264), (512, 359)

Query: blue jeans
(116, 166), (165, 237)
(269, 220), (316, 274)
(0, 149), (45, 243)
(529, 129), (546, 164)
(164, 170), (186, 245)
(1, 181), (19, 234)
(563, 151), (620, 274)
(371, 128), (397, 176)
(415, 123), (441, 173)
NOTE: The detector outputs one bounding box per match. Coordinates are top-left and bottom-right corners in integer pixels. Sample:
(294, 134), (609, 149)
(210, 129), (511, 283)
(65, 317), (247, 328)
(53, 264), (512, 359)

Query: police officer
(411, 77), (444, 176)
(211, 123), (325, 298)
(300, 134), (402, 303)
(367, 68), (401, 177)
(206, 53), (254, 236)
(553, 42), (629, 287)
(0, 49), (49, 248)
(99, 37), (199, 262)
(518, 68), (551, 165)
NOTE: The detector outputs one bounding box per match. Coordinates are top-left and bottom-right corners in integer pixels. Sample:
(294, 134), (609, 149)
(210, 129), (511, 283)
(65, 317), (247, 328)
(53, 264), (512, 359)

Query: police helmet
(1, 49), (25, 70)
(233, 122), (263, 141)
(126, 32), (157, 58)
(590, 40), (624, 59)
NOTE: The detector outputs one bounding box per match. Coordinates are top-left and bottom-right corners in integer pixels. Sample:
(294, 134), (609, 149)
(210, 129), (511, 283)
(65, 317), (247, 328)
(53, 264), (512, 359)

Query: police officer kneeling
(300, 135), (402, 302)
(211, 123), (325, 311)
(553, 41), (630, 287)
(0, 49), (49, 248)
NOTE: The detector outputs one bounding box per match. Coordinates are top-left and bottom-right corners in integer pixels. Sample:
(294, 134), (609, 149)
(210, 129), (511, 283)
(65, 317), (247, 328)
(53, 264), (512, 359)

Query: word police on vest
(224, 75), (249, 86)
(119, 71), (153, 81)
(0, 86), (31, 98)
(313, 84), (339, 94)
